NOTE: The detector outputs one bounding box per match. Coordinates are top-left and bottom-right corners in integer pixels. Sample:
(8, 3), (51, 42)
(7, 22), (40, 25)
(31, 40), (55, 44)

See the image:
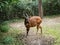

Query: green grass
(0, 21), (10, 32)
(0, 20), (24, 45)
(3, 36), (15, 44)
(8, 18), (24, 23)
(0, 24), (10, 32)
(43, 24), (60, 45)
(44, 14), (60, 18)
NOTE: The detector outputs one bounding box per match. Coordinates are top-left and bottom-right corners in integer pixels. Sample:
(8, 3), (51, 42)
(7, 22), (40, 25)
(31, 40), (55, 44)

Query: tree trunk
(38, 0), (43, 18)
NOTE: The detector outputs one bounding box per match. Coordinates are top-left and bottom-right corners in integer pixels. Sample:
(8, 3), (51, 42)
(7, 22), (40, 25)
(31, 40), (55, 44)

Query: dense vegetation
(0, 0), (38, 21)
(0, 0), (60, 21)
(43, 0), (60, 15)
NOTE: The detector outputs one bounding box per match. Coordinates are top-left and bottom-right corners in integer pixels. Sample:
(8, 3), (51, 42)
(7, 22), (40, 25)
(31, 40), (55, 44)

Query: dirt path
(10, 17), (60, 45)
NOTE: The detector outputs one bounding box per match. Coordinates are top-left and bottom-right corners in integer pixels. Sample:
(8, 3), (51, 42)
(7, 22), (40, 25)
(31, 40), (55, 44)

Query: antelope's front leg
(26, 28), (30, 36)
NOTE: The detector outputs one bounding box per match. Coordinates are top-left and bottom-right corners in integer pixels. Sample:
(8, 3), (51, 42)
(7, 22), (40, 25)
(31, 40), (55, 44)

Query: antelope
(24, 14), (42, 36)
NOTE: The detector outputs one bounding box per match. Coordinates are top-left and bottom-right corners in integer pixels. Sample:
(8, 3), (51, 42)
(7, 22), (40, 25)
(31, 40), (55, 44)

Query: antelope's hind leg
(36, 25), (39, 34)
(39, 25), (42, 34)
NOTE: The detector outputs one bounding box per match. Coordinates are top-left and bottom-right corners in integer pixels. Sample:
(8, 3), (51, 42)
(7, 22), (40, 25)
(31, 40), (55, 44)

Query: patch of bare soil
(10, 17), (60, 45)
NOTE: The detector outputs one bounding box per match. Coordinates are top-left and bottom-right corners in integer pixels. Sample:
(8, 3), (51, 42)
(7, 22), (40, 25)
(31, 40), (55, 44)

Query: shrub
(43, 0), (60, 15)
(0, 24), (10, 32)
(3, 36), (15, 44)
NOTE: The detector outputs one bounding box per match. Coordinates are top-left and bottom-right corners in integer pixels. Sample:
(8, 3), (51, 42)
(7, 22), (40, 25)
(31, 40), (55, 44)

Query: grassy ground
(0, 19), (24, 45)
(0, 15), (60, 45)
(43, 24), (60, 45)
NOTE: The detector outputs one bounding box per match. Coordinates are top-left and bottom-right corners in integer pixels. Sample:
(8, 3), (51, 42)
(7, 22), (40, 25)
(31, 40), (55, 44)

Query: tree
(38, 0), (43, 18)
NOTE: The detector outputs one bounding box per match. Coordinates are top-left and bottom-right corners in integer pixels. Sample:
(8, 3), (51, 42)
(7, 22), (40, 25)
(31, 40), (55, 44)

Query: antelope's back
(29, 16), (42, 26)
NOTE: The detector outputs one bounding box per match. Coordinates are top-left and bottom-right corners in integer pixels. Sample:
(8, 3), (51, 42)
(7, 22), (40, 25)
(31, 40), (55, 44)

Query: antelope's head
(23, 13), (30, 25)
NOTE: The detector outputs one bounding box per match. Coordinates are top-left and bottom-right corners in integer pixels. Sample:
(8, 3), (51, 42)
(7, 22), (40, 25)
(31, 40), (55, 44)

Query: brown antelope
(24, 14), (42, 36)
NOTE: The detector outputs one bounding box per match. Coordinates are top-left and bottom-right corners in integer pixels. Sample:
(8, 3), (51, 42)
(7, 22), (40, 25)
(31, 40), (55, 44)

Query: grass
(8, 18), (24, 23)
(44, 14), (60, 18)
(0, 20), (24, 45)
(0, 24), (10, 32)
(43, 24), (60, 45)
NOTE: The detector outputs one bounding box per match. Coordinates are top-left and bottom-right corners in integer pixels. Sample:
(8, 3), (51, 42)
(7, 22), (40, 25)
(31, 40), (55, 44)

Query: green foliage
(3, 36), (14, 44)
(0, 0), (19, 20)
(43, 0), (60, 15)
(0, 0), (38, 21)
(0, 25), (9, 32)
(0, 0), (60, 21)
(0, 22), (10, 32)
